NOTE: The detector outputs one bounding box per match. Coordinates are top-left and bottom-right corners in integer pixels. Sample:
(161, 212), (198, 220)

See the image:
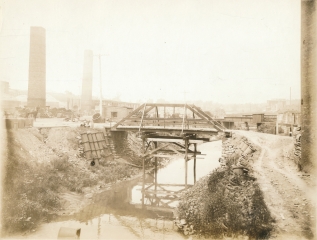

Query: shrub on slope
(177, 168), (274, 239)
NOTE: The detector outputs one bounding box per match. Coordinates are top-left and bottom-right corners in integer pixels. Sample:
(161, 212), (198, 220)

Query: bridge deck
(112, 125), (218, 134)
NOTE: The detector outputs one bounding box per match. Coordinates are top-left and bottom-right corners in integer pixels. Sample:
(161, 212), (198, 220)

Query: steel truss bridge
(110, 103), (227, 212)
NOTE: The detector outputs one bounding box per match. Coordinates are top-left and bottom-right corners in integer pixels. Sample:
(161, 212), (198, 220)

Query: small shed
(102, 106), (133, 122)
(252, 114), (264, 124)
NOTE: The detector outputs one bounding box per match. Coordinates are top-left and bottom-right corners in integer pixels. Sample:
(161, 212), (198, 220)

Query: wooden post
(185, 105), (188, 129)
(185, 137), (188, 188)
(194, 143), (197, 184)
(154, 141), (158, 195)
(142, 137), (145, 209)
(156, 106), (159, 126)
(173, 107), (175, 127)
(164, 106), (166, 128)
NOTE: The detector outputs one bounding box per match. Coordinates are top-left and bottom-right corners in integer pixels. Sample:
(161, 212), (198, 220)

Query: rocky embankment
(175, 133), (274, 239)
(292, 126), (302, 170)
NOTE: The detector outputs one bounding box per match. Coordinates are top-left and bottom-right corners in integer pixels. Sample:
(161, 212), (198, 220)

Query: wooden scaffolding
(111, 103), (226, 212)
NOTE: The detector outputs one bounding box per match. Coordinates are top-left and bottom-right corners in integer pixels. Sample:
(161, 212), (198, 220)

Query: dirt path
(236, 130), (316, 239)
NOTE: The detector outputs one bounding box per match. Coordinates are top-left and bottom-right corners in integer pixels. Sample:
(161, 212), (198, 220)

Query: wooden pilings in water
(142, 137), (145, 209)
(194, 143), (197, 184)
(140, 133), (203, 209)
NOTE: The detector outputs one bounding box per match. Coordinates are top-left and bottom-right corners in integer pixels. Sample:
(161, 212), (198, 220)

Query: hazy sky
(0, 0), (300, 104)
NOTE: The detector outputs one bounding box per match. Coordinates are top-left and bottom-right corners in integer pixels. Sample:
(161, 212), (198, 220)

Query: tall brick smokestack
(27, 27), (46, 107)
(81, 50), (93, 112)
(301, 0), (316, 172)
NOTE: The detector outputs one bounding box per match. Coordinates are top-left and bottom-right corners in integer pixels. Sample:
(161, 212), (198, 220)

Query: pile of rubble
(175, 133), (268, 237)
(220, 134), (256, 173)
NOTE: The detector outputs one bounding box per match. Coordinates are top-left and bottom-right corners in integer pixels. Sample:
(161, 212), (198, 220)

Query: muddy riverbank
(1, 127), (141, 236)
(2, 126), (223, 239)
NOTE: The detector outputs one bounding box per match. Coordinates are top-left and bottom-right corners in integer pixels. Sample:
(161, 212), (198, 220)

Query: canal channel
(12, 140), (221, 239)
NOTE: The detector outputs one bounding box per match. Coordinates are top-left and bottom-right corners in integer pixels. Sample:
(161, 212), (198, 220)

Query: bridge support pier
(142, 138), (145, 209)
(139, 133), (208, 211)
(185, 136), (188, 188)
(194, 143), (197, 183)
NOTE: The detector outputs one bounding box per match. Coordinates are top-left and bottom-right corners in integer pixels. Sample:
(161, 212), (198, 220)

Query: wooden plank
(107, 117), (210, 122)
(119, 121), (213, 128)
(167, 145), (183, 155)
(144, 105), (155, 114)
(115, 125), (217, 131)
(181, 104), (186, 133)
(157, 183), (193, 187)
(188, 157), (205, 160)
(113, 126), (218, 134)
(154, 142), (158, 194)
(151, 154), (181, 158)
(146, 135), (209, 141)
(157, 149), (204, 155)
(144, 194), (178, 201)
(145, 183), (154, 190)
(181, 149), (202, 155)
(186, 104), (223, 132)
(142, 138), (145, 208)
(185, 137), (188, 188)
(191, 105), (225, 130)
(146, 103), (186, 107)
(152, 150), (205, 157)
(143, 189), (181, 195)
(139, 103), (147, 131)
(146, 138), (204, 143)
(142, 143), (170, 157)
(194, 143), (197, 183)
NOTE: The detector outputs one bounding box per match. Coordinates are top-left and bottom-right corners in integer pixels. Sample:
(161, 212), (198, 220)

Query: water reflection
(75, 140), (221, 221)
(18, 214), (181, 239)
(133, 140), (222, 214)
(157, 140), (222, 184)
(13, 141), (221, 239)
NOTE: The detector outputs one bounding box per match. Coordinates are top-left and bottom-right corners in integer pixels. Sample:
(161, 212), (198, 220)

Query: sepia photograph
(0, 0), (316, 239)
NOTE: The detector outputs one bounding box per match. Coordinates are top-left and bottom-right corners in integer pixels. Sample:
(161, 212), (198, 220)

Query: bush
(50, 155), (70, 171)
(2, 128), (140, 235)
(1, 131), (61, 234)
(177, 168), (274, 239)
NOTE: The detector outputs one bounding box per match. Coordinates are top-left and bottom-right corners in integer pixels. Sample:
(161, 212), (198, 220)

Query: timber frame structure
(111, 103), (226, 211)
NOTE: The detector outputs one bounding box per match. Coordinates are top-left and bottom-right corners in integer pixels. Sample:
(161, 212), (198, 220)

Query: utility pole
(290, 87), (291, 110)
(183, 90), (189, 104)
(98, 55), (103, 115)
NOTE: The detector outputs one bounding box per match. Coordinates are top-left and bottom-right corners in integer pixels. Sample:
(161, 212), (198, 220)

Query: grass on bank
(177, 137), (274, 239)
(1, 129), (136, 235)
(177, 169), (274, 239)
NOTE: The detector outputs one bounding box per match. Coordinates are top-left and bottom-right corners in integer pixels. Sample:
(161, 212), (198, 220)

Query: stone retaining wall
(220, 133), (258, 173)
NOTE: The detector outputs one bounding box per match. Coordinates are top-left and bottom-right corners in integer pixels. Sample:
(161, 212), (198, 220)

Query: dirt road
(236, 130), (316, 239)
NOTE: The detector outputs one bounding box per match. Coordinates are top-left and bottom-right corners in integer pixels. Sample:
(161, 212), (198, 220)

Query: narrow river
(9, 140), (222, 239)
